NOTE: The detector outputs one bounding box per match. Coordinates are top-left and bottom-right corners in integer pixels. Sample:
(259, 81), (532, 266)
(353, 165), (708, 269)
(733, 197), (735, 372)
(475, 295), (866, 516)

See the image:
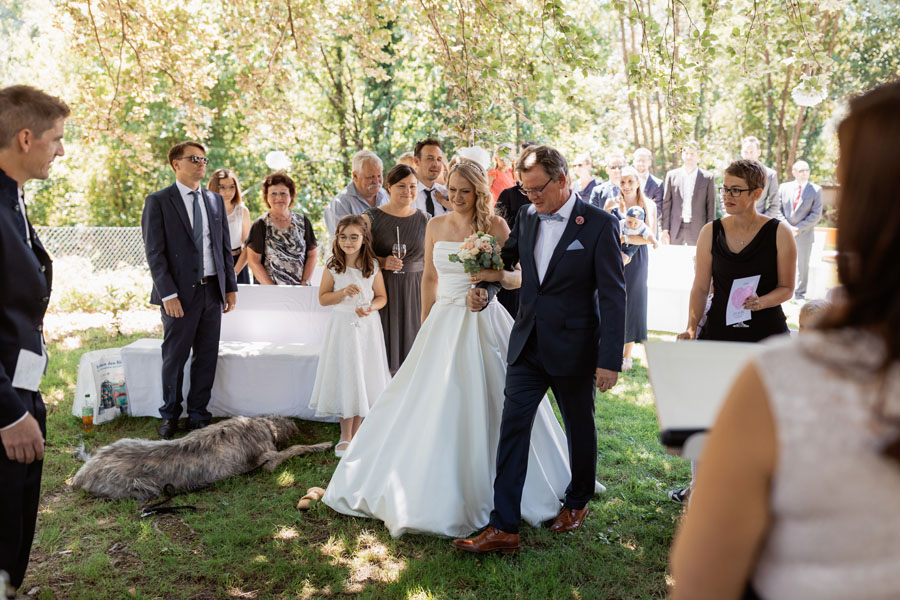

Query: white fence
(35, 226), (147, 272)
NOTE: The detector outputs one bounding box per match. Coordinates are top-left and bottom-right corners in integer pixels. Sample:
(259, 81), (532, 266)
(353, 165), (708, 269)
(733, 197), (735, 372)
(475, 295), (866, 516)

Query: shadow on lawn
(28, 331), (684, 599)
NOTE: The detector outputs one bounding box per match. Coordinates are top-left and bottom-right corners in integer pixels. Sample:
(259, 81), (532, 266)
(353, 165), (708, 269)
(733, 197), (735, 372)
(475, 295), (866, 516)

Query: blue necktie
(190, 191), (203, 278)
(538, 212), (564, 222)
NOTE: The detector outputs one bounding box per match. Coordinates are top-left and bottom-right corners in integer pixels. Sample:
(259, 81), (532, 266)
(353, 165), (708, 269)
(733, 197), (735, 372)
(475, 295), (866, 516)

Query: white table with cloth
(646, 245), (696, 334)
(123, 277), (337, 422)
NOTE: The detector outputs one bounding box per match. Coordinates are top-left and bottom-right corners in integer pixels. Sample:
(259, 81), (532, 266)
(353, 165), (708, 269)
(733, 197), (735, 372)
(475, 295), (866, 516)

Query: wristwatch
(300, 279), (310, 286)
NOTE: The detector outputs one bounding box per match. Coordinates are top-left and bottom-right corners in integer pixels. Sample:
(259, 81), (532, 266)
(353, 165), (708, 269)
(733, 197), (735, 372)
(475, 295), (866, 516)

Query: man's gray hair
(351, 150), (383, 174)
(516, 145), (569, 180)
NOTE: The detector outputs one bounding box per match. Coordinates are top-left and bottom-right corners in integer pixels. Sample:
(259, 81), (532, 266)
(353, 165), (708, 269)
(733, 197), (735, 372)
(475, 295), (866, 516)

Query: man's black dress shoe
(185, 420), (209, 432)
(157, 418), (179, 440)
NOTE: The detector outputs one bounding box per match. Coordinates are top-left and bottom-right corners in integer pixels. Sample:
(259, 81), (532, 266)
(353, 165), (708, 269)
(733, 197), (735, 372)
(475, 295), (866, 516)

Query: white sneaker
(622, 357), (633, 371)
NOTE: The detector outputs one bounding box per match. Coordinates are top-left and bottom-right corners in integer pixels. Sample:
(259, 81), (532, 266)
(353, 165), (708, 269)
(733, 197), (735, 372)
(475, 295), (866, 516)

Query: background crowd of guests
(169, 129), (827, 384)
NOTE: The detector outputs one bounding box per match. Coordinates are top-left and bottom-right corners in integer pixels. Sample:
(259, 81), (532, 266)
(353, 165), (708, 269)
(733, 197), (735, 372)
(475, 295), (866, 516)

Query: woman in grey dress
(366, 164), (429, 374)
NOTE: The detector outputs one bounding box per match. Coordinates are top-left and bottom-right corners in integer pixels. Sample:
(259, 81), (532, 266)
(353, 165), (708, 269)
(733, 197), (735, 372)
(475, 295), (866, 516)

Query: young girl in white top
(308, 215), (390, 456)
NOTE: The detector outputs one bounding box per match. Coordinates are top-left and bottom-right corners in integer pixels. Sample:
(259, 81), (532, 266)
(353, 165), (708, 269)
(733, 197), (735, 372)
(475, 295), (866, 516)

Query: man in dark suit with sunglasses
(141, 142), (237, 439)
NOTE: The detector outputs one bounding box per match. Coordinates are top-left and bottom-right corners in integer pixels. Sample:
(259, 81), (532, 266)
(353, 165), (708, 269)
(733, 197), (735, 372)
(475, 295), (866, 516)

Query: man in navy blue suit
(633, 147), (664, 219)
(453, 145), (626, 554)
(141, 141), (237, 439)
(0, 85), (69, 598)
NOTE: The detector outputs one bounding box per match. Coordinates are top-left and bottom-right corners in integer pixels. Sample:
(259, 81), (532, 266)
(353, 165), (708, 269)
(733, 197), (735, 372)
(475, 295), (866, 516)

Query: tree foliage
(1, 0), (897, 226)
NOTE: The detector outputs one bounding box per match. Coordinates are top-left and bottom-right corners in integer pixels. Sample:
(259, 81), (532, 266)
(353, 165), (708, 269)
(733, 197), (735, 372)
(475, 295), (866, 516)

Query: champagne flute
(353, 294), (371, 328)
(392, 243), (407, 275)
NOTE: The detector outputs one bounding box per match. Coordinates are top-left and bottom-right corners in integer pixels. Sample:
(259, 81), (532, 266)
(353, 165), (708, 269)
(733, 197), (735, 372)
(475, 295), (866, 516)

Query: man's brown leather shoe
(451, 526), (519, 554)
(549, 505), (590, 533)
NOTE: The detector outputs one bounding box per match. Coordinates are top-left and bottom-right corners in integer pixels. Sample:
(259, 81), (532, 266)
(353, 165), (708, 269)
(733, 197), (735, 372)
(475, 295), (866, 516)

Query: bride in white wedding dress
(323, 160), (598, 537)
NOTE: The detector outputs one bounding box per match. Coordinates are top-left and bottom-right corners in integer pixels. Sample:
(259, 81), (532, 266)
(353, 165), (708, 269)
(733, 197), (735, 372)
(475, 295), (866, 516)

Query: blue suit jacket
(644, 174), (664, 218)
(141, 183), (237, 307)
(0, 169), (52, 428)
(501, 197), (626, 375)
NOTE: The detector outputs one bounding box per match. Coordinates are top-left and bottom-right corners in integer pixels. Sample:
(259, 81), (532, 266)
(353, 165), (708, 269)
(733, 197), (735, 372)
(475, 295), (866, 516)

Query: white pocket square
(566, 239), (584, 251)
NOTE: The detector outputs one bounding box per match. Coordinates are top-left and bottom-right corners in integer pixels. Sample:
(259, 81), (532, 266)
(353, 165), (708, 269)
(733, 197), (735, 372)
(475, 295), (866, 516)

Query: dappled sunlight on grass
(29, 325), (682, 598)
(318, 531), (407, 593)
(273, 526), (298, 541)
(320, 536), (348, 564)
(226, 586), (259, 599)
(276, 471), (295, 487)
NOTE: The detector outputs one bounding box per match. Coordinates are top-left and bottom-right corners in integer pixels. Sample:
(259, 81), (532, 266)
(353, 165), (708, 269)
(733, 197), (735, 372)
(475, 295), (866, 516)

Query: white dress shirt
(414, 180), (449, 217)
(681, 167), (698, 223)
(16, 188), (30, 248)
(533, 192), (576, 283)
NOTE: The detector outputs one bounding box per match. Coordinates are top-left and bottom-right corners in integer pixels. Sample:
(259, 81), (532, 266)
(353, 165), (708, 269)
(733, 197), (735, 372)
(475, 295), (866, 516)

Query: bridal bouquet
(449, 232), (504, 274)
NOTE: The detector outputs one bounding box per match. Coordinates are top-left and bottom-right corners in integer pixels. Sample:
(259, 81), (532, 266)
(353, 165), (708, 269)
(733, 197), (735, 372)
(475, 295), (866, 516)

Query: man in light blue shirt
(323, 150), (389, 237)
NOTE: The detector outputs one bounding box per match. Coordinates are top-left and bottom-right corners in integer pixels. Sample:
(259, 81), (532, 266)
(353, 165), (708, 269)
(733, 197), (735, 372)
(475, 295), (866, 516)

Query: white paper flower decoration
(791, 81), (826, 107)
(265, 150), (291, 171)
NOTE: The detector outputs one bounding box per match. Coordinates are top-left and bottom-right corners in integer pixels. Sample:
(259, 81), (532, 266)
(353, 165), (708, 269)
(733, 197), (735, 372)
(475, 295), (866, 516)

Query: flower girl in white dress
(308, 215), (390, 456)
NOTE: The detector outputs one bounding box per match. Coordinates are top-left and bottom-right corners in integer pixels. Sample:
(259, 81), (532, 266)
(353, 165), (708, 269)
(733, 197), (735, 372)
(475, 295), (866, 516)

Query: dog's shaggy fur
(72, 416), (331, 501)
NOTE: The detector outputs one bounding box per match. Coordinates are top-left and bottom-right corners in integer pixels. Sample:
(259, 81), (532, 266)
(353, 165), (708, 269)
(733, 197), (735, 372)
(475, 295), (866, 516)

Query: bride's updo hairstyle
(818, 79), (900, 461)
(448, 159), (493, 234)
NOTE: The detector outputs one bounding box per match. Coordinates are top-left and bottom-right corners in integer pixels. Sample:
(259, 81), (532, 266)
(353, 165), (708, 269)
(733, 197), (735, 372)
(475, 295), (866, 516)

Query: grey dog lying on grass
(72, 416), (332, 501)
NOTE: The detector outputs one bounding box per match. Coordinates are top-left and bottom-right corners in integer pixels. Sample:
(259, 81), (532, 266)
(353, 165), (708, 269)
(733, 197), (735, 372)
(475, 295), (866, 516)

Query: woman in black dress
(678, 159), (796, 343)
(366, 164), (429, 374)
(669, 159), (796, 504)
(607, 167), (656, 370)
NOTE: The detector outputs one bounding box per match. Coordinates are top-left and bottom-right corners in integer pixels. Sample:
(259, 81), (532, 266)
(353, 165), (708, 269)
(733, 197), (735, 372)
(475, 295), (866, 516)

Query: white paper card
(11, 348), (47, 392)
(726, 275), (761, 326)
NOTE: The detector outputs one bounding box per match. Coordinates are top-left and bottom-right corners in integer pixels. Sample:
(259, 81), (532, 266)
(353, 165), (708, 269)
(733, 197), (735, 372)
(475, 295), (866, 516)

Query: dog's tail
(73, 443), (92, 463)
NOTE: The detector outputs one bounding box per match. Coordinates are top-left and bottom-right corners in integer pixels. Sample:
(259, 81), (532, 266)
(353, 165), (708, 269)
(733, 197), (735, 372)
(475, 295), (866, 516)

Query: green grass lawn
(25, 327), (689, 599)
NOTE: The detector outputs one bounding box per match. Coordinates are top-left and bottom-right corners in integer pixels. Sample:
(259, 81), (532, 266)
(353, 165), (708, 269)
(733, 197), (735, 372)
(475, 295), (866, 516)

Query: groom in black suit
(453, 145), (626, 554)
(141, 141), (237, 439)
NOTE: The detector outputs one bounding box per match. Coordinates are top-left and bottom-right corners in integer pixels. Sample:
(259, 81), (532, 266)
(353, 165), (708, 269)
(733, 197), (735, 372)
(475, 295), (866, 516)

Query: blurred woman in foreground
(670, 80), (900, 600)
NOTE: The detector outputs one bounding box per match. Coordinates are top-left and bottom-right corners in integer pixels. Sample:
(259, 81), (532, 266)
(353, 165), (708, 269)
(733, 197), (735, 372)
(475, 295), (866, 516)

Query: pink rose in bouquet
(449, 232), (504, 274)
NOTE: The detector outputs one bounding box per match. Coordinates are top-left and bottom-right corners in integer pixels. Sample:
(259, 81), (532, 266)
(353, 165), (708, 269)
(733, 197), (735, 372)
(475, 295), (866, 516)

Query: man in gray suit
(778, 160), (822, 300)
(660, 141), (716, 246)
(741, 136), (780, 217)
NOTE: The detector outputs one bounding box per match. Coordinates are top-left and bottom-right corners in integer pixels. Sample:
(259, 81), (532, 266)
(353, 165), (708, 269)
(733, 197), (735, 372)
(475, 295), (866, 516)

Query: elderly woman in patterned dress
(246, 172), (318, 285)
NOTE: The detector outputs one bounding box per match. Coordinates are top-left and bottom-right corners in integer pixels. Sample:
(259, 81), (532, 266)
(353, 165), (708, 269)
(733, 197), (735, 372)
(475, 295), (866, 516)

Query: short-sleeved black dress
(365, 207), (429, 374)
(699, 218), (788, 342)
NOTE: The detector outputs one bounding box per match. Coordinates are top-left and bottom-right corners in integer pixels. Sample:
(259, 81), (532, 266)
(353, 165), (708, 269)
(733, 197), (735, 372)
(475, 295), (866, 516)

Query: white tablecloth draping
(120, 278), (336, 422)
(122, 338), (333, 421)
(646, 245), (695, 334)
(220, 279), (330, 343)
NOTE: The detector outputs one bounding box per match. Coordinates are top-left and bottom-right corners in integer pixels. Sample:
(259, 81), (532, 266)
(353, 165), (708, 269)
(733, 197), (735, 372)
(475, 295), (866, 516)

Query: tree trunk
(620, 15), (641, 149)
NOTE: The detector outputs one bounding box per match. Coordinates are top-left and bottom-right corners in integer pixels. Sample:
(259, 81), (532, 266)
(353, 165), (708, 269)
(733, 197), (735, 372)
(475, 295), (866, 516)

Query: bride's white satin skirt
(323, 296), (582, 538)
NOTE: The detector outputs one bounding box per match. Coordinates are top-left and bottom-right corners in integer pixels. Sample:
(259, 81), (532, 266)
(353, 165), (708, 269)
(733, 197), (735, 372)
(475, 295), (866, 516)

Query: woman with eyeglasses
(666, 159), (796, 507)
(246, 172), (318, 285)
(670, 80), (900, 600)
(207, 169), (251, 284)
(588, 150), (626, 209)
(677, 160), (796, 344)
